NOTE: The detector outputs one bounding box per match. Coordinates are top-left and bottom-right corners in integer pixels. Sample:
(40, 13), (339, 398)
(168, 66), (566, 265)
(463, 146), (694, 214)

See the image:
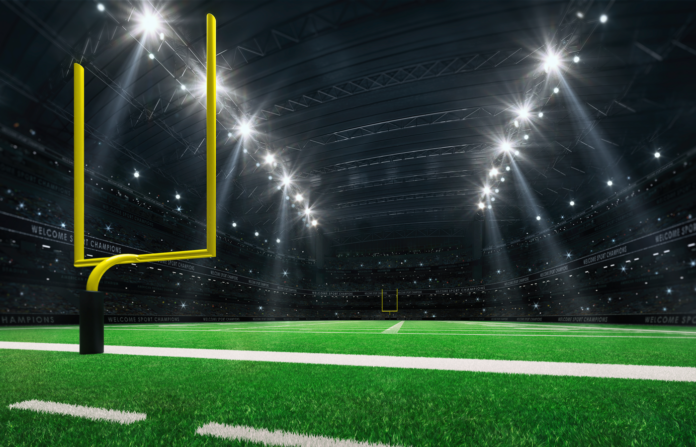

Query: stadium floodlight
(607, 180), (613, 186)
(180, 84), (186, 90)
(577, 11), (584, 18)
(538, 112), (544, 118)
(506, 166), (511, 171)
(175, 194), (180, 199)
(265, 153), (275, 164)
(305, 208), (311, 216)
(483, 186), (491, 195)
(543, 53), (560, 72)
(97, 3), (105, 11)
(232, 222), (237, 227)
(573, 55), (580, 63)
(654, 152), (661, 159)
(133, 171), (140, 178)
(536, 216), (541, 220)
(501, 142), (512, 152)
(159, 32), (165, 41)
(276, 238), (280, 243)
(600, 14), (608, 23)
(254, 231), (259, 236)
(239, 121), (252, 137)
(517, 107), (529, 120)
(73, 14), (218, 355)
(139, 10), (160, 34)
(148, 53), (155, 60)
(295, 193), (303, 201)
(282, 175), (292, 187)
(570, 200), (575, 206)
(312, 219), (318, 226)
(553, 87), (559, 94)
(523, 134), (529, 140)
(478, 202), (485, 209)
(513, 120), (519, 128)
(489, 168), (498, 177)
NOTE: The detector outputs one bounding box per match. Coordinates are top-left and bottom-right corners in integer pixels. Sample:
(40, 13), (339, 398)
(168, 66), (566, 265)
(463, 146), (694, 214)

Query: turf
(1, 321), (695, 446)
(1, 320), (695, 366)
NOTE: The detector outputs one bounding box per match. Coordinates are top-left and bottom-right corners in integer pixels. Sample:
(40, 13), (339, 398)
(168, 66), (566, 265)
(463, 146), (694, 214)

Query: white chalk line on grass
(444, 321), (696, 335)
(382, 321), (404, 334)
(197, 422), (403, 447)
(101, 328), (696, 339)
(1, 342), (695, 382)
(8, 400), (146, 424)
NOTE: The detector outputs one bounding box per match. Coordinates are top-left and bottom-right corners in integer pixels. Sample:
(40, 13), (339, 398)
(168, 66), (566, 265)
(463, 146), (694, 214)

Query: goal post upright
(73, 14), (217, 354)
(381, 289), (398, 313)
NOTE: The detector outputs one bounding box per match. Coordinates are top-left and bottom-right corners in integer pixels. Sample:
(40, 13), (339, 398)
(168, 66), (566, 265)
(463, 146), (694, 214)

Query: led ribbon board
(74, 14), (217, 292)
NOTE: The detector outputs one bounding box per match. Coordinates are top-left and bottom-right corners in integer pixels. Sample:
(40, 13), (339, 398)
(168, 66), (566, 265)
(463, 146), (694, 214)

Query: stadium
(1, 0), (695, 445)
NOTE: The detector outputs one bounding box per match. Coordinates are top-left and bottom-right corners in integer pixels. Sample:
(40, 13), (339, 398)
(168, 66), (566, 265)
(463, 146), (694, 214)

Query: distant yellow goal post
(381, 289), (398, 313)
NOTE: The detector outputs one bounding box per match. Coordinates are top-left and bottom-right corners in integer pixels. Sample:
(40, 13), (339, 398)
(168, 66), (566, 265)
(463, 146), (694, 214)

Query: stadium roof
(1, 0), (694, 245)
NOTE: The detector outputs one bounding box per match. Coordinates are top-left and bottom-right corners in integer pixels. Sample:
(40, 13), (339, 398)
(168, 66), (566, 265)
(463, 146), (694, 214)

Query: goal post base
(79, 291), (104, 355)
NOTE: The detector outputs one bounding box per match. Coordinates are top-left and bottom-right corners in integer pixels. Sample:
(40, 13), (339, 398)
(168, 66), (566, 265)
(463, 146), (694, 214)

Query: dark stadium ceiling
(1, 0), (695, 244)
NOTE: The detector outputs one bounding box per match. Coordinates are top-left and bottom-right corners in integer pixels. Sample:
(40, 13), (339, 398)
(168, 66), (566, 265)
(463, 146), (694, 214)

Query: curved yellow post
(86, 254), (139, 292)
(73, 14), (217, 286)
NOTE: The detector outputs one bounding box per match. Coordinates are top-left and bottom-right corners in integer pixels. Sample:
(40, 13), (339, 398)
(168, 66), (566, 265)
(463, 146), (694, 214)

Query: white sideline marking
(8, 400), (146, 424)
(445, 321), (696, 335)
(382, 321), (404, 334)
(197, 422), (403, 447)
(1, 342), (695, 382)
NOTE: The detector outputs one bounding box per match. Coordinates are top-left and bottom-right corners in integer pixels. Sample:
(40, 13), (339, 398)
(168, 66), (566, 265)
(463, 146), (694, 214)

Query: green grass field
(1, 320), (695, 446)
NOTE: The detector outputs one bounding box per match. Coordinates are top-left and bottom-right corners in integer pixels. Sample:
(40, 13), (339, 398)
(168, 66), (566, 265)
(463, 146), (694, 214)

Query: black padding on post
(79, 291), (104, 355)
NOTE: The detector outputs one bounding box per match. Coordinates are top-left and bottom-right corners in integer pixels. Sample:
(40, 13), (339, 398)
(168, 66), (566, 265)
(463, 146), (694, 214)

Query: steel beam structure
(265, 106), (506, 154)
(332, 189), (474, 210)
(298, 143), (494, 179)
(328, 227), (470, 246)
(257, 47), (530, 121)
(323, 169), (474, 194)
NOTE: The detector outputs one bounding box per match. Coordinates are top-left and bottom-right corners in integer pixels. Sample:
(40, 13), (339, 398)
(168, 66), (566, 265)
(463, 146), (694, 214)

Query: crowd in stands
(326, 249), (471, 270)
(483, 161), (695, 282)
(1, 133), (695, 321)
(0, 282), (311, 318)
(0, 144), (314, 290)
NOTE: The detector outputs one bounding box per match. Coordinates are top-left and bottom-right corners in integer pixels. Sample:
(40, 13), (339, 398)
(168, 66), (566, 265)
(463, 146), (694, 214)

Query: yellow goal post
(74, 14), (217, 292)
(381, 289), (398, 312)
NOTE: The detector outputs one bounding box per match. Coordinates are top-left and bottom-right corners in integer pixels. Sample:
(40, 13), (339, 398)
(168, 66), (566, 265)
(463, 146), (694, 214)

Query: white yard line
(197, 422), (402, 446)
(1, 341), (695, 382)
(382, 321), (404, 334)
(100, 328), (696, 338)
(8, 400), (146, 424)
